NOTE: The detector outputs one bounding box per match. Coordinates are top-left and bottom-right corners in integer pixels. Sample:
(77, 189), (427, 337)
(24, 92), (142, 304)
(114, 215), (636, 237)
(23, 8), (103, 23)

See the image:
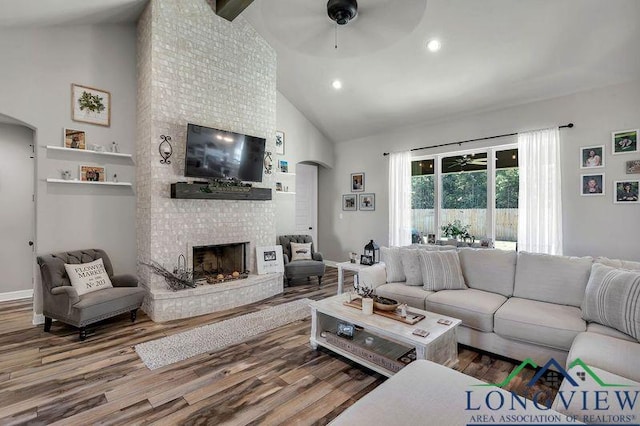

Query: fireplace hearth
(192, 242), (249, 281)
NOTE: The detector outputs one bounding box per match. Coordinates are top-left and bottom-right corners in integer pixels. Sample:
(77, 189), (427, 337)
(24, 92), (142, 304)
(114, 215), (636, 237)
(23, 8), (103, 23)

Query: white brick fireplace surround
(136, 0), (280, 322)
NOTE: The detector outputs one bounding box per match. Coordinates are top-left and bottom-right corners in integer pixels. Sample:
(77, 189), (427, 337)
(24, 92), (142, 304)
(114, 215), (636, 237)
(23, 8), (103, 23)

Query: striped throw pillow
(381, 247), (405, 283)
(582, 263), (640, 340)
(418, 250), (467, 291)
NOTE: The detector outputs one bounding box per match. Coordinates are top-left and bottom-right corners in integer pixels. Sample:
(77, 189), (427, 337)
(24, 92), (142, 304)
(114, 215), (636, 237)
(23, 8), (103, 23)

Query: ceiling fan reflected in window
(447, 154), (488, 170)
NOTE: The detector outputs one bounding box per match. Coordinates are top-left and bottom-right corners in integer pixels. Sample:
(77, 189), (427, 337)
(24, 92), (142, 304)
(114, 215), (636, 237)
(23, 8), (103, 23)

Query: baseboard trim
(0, 289), (33, 302)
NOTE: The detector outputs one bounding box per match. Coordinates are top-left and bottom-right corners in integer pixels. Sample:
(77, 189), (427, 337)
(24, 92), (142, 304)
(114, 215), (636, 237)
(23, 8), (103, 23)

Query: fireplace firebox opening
(192, 242), (249, 283)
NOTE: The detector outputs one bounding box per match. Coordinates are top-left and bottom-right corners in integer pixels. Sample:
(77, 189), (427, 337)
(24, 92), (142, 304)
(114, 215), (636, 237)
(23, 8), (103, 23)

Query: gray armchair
(278, 235), (325, 287)
(37, 249), (145, 341)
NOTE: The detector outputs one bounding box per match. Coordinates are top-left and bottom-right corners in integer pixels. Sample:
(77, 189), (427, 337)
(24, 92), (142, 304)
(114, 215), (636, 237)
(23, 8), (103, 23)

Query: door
(0, 123), (35, 294)
(295, 163), (318, 248)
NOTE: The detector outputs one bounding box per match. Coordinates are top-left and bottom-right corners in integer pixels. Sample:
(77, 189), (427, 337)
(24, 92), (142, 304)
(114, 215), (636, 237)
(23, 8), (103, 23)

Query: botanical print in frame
(359, 193), (375, 211)
(612, 129), (638, 155)
(342, 194), (357, 211)
(351, 172), (364, 192)
(626, 160), (640, 174)
(80, 165), (106, 182)
(64, 128), (86, 150)
(275, 131), (285, 155)
(613, 180), (639, 204)
(580, 174), (604, 196)
(580, 145), (604, 168)
(72, 84), (111, 127)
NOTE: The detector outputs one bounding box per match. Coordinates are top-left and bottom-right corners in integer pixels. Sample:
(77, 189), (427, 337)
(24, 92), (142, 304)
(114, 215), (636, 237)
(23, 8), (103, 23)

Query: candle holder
(159, 135), (173, 164)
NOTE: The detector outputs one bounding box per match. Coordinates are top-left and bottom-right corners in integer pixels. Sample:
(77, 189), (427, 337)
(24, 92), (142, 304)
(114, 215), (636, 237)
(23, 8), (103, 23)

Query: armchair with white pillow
(278, 235), (325, 287)
(37, 249), (145, 340)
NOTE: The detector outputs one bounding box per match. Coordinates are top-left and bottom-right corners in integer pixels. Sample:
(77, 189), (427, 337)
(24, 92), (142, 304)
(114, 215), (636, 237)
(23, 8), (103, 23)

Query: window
(411, 159), (435, 243)
(441, 153), (488, 240)
(495, 148), (518, 250)
(410, 145), (519, 249)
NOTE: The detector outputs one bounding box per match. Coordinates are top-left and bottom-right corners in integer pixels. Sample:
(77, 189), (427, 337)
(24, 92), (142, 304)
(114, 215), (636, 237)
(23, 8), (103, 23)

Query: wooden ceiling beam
(212, 0), (255, 22)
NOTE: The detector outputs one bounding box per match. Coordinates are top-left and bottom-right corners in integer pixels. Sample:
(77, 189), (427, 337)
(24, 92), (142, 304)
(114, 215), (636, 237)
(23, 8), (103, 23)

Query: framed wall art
(72, 84), (111, 127)
(275, 131), (285, 155)
(351, 172), (364, 192)
(359, 193), (375, 210)
(256, 245), (284, 274)
(612, 129), (638, 155)
(626, 160), (640, 174)
(80, 165), (106, 182)
(580, 174), (604, 196)
(580, 145), (604, 168)
(64, 128), (86, 150)
(342, 194), (357, 211)
(613, 180), (639, 204)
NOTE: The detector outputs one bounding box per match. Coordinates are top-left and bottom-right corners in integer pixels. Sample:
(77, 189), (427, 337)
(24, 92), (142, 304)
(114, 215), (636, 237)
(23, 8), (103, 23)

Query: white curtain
(517, 128), (563, 255)
(389, 151), (412, 247)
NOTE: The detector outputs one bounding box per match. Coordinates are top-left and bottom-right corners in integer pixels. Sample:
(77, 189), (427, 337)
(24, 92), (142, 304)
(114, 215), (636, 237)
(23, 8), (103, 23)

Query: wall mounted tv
(185, 123), (266, 182)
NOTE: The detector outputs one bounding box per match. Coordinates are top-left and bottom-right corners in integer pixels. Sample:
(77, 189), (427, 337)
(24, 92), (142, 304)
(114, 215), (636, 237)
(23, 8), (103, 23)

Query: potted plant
(441, 220), (471, 241)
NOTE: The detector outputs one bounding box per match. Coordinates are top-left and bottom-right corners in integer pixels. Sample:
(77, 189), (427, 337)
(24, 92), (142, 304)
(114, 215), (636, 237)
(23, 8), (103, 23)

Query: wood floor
(0, 267), (559, 425)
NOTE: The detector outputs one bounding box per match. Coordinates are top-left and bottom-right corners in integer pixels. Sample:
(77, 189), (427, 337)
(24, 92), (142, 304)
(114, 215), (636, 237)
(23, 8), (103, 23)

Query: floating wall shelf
(46, 178), (132, 187)
(46, 145), (133, 160)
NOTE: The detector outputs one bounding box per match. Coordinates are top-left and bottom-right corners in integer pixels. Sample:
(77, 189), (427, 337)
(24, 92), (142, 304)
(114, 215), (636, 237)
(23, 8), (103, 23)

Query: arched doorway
(0, 113), (36, 301)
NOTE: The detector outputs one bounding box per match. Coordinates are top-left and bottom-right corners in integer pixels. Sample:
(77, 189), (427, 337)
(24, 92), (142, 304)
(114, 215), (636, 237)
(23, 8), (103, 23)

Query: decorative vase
(362, 297), (374, 315)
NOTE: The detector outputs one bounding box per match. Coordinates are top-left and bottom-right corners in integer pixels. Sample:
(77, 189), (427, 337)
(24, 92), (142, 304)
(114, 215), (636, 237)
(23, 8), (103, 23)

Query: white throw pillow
(418, 250), (467, 291)
(582, 263), (640, 340)
(290, 242), (313, 261)
(400, 249), (422, 286)
(64, 258), (113, 296)
(381, 247), (405, 282)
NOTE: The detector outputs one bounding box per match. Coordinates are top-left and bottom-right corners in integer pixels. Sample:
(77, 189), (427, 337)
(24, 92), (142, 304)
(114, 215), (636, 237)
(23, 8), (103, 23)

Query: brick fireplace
(136, 0), (281, 322)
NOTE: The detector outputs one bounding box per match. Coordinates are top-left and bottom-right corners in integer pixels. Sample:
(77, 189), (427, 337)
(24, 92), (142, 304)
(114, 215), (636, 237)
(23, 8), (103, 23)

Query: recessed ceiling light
(426, 39), (441, 52)
(332, 79), (343, 90)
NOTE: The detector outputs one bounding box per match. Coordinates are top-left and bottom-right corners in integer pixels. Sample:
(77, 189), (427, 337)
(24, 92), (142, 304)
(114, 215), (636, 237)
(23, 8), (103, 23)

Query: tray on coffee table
(343, 297), (425, 325)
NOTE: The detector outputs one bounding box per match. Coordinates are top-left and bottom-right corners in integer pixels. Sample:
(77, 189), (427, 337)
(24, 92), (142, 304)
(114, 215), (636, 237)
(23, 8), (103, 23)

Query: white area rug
(135, 298), (313, 370)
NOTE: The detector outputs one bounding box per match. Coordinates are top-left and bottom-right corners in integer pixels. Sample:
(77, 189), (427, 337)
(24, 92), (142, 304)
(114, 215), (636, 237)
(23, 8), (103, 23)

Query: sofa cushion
(380, 247), (405, 282)
(586, 322), (636, 342)
(582, 263), (640, 340)
(425, 289), (507, 332)
(513, 252), (592, 307)
(494, 297), (586, 350)
(417, 250), (466, 291)
(458, 248), (516, 297)
(399, 249), (422, 286)
(374, 283), (432, 310)
(568, 332), (640, 383)
(73, 286), (145, 324)
(64, 258), (113, 296)
(595, 256), (640, 271)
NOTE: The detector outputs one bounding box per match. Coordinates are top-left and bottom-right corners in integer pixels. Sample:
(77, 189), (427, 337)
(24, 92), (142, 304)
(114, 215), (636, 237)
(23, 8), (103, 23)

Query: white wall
(275, 91), (334, 239)
(0, 25), (138, 309)
(319, 79), (640, 262)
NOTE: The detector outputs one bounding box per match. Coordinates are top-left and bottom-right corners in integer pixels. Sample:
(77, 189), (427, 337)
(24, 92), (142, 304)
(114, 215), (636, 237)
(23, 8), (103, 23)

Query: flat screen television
(185, 123), (266, 182)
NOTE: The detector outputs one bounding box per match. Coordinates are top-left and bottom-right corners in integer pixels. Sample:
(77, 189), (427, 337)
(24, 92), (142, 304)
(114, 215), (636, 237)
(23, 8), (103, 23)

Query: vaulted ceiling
(2, 0), (639, 144)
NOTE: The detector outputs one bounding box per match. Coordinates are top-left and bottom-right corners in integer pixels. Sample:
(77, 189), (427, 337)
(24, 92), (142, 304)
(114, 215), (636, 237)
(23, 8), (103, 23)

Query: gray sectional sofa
(359, 246), (640, 417)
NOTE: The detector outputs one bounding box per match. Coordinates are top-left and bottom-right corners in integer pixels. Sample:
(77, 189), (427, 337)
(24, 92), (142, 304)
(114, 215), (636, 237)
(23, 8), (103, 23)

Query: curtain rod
(382, 123), (574, 156)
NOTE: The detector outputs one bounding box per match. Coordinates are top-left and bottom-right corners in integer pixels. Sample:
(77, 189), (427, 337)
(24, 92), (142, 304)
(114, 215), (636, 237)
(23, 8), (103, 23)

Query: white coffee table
(335, 261), (381, 295)
(310, 294), (461, 377)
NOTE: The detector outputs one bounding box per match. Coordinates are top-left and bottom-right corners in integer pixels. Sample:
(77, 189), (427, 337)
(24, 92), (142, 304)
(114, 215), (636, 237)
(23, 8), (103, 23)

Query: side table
(336, 261), (380, 295)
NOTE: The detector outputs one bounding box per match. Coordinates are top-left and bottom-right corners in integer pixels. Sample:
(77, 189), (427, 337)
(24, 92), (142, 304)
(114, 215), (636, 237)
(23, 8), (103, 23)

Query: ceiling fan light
(426, 39), (441, 52)
(327, 0), (358, 25)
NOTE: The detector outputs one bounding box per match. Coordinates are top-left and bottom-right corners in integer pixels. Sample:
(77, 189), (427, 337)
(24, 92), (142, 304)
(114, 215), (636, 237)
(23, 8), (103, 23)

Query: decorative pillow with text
(64, 258), (113, 296)
(290, 242), (313, 261)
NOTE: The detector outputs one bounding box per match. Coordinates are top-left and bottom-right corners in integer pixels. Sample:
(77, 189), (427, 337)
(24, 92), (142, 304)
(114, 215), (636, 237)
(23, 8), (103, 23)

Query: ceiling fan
(448, 155), (488, 169)
(256, 0), (428, 58)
